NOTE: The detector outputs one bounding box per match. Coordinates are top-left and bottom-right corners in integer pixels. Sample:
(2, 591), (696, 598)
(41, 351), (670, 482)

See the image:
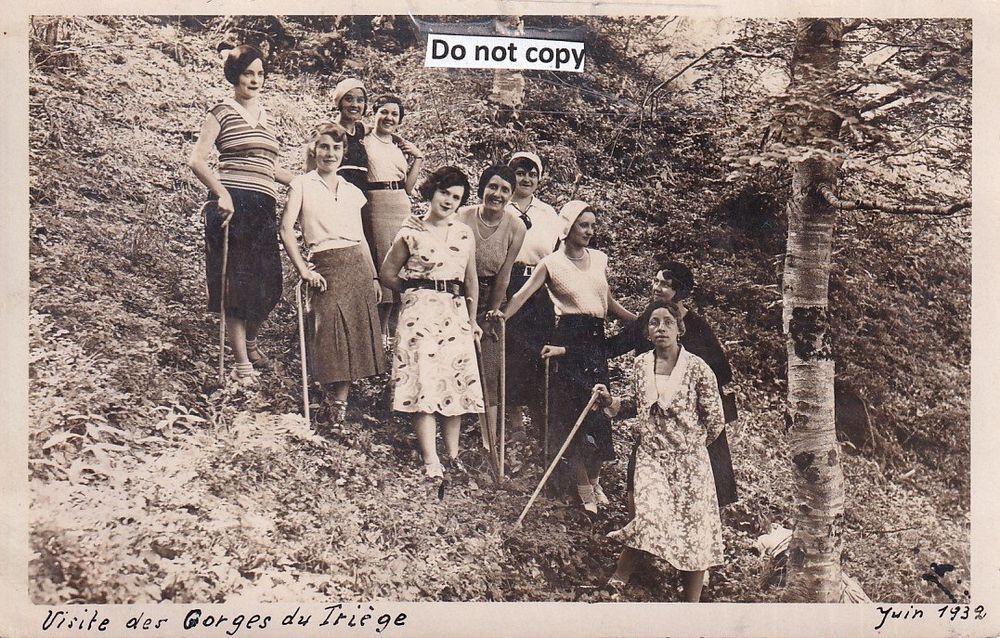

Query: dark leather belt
(400, 279), (465, 297)
(367, 180), (404, 191)
(511, 263), (536, 278)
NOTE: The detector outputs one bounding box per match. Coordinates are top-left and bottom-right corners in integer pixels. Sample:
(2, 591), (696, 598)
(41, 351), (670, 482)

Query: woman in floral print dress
(596, 300), (725, 602)
(379, 166), (484, 480)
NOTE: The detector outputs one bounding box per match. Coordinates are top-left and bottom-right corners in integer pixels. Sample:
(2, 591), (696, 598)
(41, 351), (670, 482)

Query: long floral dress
(390, 215), (485, 416)
(608, 348), (726, 571)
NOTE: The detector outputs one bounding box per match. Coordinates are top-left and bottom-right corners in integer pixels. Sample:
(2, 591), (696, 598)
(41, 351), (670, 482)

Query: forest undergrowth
(27, 15), (970, 603)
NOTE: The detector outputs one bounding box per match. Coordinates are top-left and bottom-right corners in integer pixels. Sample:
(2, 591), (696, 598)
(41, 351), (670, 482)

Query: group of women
(188, 45), (738, 602)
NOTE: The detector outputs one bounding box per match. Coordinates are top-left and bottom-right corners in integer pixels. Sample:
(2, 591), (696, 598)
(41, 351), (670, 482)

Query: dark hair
(305, 122), (348, 171)
(653, 259), (695, 301)
(643, 300), (686, 341)
(509, 156), (540, 175)
(221, 45), (265, 86)
(477, 165), (517, 200)
(418, 166), (471, 205)
(372, 94), (405, 123)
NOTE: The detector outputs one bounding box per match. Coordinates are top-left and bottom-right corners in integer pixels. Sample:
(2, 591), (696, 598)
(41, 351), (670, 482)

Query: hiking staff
(218, 223), (230, 386)
(543, 356), (550, 462)
(475, 339), (502, 482)
(514, 388), (601, 529)
(498, 315), (507, 477)
(295, 279), (310, 425)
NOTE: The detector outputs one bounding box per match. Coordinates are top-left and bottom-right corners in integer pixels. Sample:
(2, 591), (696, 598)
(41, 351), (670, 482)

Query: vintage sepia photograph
(16, 8), (980, 630)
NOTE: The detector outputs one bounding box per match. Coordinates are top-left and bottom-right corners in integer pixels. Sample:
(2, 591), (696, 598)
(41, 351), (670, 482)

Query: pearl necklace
(566, 249), (587, 261)
(477, 207), (503, 229)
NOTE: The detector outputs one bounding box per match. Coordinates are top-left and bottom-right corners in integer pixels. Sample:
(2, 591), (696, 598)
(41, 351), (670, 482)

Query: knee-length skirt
(368, 188), (411, 302)
(504, 268), (555, 409)
(204, 187), (282, 323)
(306, 245), (386, 384)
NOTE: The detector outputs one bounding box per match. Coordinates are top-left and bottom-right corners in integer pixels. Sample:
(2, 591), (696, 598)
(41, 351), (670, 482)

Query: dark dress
(337, 124), (375, 259)
(608, 303), (739, 507)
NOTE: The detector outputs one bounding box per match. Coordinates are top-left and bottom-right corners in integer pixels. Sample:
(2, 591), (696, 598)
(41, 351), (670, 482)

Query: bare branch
(858, 58), (963, 114)
(842, 19), (866, 33)
(817, 184), (970, 216)
(641, 44), (787, 113)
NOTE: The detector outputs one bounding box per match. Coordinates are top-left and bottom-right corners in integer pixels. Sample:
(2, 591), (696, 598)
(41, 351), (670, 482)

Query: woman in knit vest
(497, 201), (635, 512)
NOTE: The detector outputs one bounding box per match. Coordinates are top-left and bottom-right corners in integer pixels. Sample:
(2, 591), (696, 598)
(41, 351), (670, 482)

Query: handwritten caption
(41, 604), (407, 635)
(424, 33), (586, 73)
(873, 604), (987, 630)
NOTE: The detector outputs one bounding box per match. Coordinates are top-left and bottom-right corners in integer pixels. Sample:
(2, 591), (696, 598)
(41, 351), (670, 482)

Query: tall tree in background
(780, 18), (847, 602)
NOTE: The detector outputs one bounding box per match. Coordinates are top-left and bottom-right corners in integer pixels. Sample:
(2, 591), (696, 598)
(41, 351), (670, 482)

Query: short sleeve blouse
(395, 216), (474, 281)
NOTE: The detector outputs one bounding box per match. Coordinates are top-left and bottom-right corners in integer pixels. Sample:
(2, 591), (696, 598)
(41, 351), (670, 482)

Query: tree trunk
(781, 18), (847, 603)
(489, 16), (525, 127)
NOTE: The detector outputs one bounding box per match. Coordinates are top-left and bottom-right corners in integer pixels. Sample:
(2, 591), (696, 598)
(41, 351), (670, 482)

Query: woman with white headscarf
(497, 201), (635, 512)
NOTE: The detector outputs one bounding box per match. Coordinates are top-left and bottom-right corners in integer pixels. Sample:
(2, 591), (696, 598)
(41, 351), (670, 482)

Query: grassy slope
(28, 16), (968, 603)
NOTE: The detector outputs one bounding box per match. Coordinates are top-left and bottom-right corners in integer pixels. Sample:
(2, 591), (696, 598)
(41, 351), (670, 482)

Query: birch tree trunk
(781, 18), (847, 603)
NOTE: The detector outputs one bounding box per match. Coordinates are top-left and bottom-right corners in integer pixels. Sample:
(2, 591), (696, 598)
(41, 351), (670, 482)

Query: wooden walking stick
(543, 356), (550, 463)
(513, 388), (600, 529)
(295, 280), (311, 426)
(498, 316), (507, 477)
(218, 221), (231, 387)
(474, 339), (501, 481)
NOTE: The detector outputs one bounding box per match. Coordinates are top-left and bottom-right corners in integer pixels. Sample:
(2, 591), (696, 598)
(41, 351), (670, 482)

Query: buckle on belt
(433, 279), (448, 292)
(522, 264), (535, 276)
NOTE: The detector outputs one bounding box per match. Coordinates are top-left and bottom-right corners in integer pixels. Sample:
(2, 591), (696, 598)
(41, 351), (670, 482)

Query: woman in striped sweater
(189, 45), (293, 385)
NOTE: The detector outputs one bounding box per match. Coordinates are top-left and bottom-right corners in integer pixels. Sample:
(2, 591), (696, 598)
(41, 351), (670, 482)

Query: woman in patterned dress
(457, 165), (526, 436)
(498, 201), (635, 511)
(598, 301), (726, 602)
(379, 166), (485, 479)
(363, 94), (425, 339)
(188, 45), (293, 385)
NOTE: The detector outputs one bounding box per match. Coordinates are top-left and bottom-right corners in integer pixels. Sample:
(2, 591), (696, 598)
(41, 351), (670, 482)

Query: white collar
(306, 170), (343, 195)
(642, 347), (690, 410)
(225, 97), (268, 128)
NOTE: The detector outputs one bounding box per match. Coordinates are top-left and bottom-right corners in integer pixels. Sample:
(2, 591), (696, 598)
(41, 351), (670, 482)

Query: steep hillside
(27, 15), (970, 603)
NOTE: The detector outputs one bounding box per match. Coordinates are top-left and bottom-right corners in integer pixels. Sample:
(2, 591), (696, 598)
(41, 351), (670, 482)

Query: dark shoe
(246, 341), (273, 370)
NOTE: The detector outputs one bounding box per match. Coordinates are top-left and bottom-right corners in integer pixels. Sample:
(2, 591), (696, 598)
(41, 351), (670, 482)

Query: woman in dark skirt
(280, 123), (385, 429)
(499, 201), (636, 512)
(607, 260), (739, 509)
(188, 45), (292, 385)
(503, 152), (563, 442)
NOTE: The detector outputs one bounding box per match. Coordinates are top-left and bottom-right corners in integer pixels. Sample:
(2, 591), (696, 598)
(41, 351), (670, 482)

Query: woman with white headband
(503, 152), (564, 446)
(497, 201), (636, 513)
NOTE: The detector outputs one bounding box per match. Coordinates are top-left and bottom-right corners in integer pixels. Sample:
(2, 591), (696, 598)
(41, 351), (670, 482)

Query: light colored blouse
(362, 133), (408, 182)
(507, 196), (561, 265)
(289, 171), (367, 253)
(541, 248), (609, 318)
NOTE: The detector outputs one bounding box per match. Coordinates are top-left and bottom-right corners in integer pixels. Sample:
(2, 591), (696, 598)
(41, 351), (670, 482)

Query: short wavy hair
(304, 122), (348, 172)
(372, 94), (405, 123)
(418, 166), (471, 206)
(221, 45), (265, 86)
(476, 165), (517, 200)
(642, 300), (686, 342)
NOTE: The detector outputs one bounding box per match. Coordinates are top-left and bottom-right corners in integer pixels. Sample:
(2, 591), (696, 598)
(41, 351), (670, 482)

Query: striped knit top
(210, 99), (280, 200)
(541, 248), (609, 318)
